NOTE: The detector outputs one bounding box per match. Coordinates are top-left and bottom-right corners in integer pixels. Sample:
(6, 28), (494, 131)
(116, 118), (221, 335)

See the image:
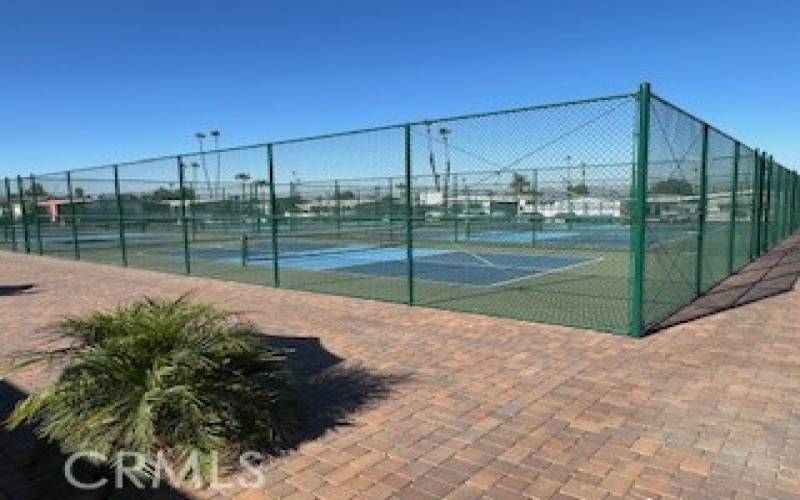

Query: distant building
(520, 197), (622, 218)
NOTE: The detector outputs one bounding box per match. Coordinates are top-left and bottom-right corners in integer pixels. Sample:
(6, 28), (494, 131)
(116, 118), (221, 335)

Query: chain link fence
(637, 84), (799, 333)
(2, 83), (797, 335)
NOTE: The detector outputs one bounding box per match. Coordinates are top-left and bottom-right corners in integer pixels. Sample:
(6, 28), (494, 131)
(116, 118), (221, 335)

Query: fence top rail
(7, 86), (796, 178)
(650, 92), (757, 154)
(12, 92), (636, 178)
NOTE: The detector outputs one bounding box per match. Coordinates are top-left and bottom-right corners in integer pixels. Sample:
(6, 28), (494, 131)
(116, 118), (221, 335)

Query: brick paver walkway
(1, 236), (800, 499)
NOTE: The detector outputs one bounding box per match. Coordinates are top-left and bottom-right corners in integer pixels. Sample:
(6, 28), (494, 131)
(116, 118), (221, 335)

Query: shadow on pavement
(654, 235), (800, 332)
(0, 284), (35, 297)
(262, 335), (407, 445)
(0, 335), (403, 499)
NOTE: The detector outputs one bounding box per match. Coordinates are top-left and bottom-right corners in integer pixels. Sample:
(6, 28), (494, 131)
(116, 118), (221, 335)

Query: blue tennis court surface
(461, 223), (697, 247)
(343, 252), (592, 286)
(182, 246), (593, 287)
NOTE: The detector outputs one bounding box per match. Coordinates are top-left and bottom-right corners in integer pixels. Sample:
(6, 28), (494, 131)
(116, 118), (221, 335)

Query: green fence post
(268, 144), (280, 287)
(777, 162), (783, 241)
(250, 182), (256, 234)
(786, 169), (791, 237)
(781, 167), (786, 239)
(241, 234), (248, 267)
(768, 155), (775, 248)
(405, 124), (415, 306)
(783, 168), (788, 239)
(759, 152), (766, 254)
(750, 149), (760, 260)
(531, 168), (538, 247)
(793, 172), (798, 233)
(775, 165), (782, 244)
(29, 174), (42, 255)
(787, 169), (792, 236)
(4, 178), (16, 252)
(17, 176), (30, 254)
(696, 124), (709, 295)
(777, 167), (783, 240)
(792, 172), (797, 234)
(729, 142), (739, 274)
(388, 177), (394, 240)
(113, 165), (127, 267)
(784, 167), (791, 239)
(785, 168), (789, 237)
(630, 82), (650, 337)
(769, 155), (775, 248)
(190, 188), (198, 242)
(774, 166), (780, 244)
(334, 180), (341, 238)
(792, 172), (796, 233)
(794, 172), (800, 233)
(66, 171), (79, 260)
(177, 156), (191, 275)
(757, 153), (762, 254)
(793, 171), (796, 234)
(761, 152), (770, 254)
(255, 183), (262, 234)
(791, 172), (795, 234)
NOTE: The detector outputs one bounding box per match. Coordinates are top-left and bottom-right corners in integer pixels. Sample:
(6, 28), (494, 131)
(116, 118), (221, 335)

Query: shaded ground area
(1, 236), (800, 499)
(0, 334), (400, 500)
(0, 284), (35, 297)
(0, 381), (184, 500)
(656, 236), (800, 331)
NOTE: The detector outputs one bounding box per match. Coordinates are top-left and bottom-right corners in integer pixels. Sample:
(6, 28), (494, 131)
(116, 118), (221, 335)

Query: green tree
(567, 183), (589, 196)
(335, 190), (356, 200)
(24, 182), (48, 198)
(650, 178), (693, 196)
(150, 187), (194, 201)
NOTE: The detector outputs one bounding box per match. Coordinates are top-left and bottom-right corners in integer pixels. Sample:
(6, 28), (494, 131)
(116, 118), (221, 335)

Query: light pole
(195, 132), (206, 154)
(190, 162), (200, 196)
(565, 155), (573, 213)
(426, 123), (439, 192)
(210, 130), (220, 199)
(235, 173), (250, 203)
(439, 127), (452, 214)
(195, 132), (207, 197)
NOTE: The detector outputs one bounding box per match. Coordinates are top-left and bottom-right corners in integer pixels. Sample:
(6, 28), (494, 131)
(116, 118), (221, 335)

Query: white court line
(464, 251), (499, 268)
(489, 256), (604, 288)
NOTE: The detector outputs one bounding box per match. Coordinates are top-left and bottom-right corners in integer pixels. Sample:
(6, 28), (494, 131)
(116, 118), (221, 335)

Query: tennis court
(4, 84), (798, 336)
(177, 238), (594, 287)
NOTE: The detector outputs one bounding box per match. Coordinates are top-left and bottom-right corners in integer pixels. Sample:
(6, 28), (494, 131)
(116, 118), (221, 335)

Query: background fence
(1, 83), (797, 336)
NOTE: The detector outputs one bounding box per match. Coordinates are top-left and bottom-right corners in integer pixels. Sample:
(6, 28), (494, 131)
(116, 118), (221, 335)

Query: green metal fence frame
(4, 177), (16, 251)
(16, 176), (30, 254)
(629, 82), (649, 337)
(3, 82), (797, 337)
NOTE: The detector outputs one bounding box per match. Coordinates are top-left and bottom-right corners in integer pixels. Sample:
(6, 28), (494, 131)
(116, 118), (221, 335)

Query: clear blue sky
(2, 0), (798, 178)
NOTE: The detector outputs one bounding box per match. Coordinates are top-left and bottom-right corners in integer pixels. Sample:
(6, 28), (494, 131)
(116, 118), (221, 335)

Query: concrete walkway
(1, 236), (800, 499)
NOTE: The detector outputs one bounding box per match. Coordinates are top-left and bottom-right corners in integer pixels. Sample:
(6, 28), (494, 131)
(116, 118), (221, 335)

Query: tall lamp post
(235, 173), (251, 218)
(439, 127), (452, 214)
(194, 132), (207, 197)
(190, 162), (200, 196)
(210, 130), (221, 199)
(195, 132), (206, 154)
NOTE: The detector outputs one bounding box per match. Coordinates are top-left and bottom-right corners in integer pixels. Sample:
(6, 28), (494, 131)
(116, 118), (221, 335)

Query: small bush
(5, 296), (296, 478)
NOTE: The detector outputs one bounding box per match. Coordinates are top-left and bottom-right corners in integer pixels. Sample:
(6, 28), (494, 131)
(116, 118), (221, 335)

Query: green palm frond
(5, 296), (296, 481)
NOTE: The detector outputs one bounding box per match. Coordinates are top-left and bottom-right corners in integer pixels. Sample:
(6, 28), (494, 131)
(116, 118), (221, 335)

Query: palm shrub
(5, 296), (296, 478)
